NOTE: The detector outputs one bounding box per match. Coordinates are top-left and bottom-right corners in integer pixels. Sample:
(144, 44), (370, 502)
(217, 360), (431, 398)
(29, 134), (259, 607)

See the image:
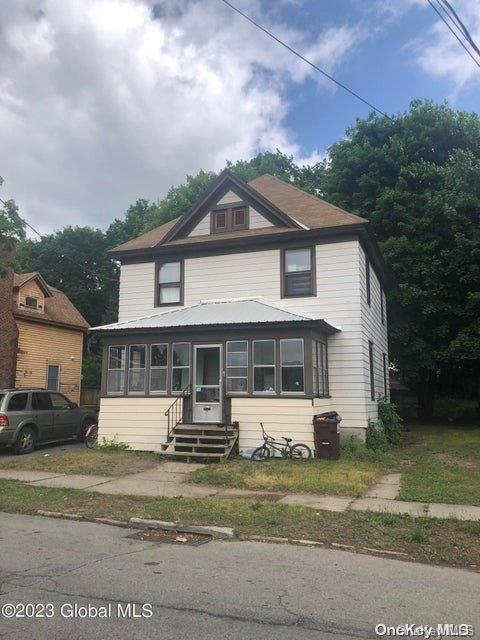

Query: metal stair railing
(164, 385), (191, 439)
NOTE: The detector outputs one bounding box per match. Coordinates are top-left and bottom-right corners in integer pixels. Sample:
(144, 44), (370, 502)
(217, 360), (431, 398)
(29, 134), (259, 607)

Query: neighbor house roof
(91, 298), (340, 334)
(13, 273), (90, 332)
(109, 172), (367, 255)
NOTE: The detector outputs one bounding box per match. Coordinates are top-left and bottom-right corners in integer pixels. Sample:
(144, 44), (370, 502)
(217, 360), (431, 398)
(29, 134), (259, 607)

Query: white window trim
(45, 363), (60, 392)
(128, 344), (147, 395)
(280, 338), (305, 395)
(226, 340), (248, 395)
(171, 342), (191, 394)
(149, 343), (169, 395)
(252, 339), (276, 395)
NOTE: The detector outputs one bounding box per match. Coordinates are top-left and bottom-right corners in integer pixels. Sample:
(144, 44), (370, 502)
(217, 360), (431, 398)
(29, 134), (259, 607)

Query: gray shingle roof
(91, 298), (339, 333)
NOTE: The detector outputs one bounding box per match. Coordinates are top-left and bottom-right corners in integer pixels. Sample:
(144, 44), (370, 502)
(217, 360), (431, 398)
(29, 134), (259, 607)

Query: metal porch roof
(91, 298), (340, 333)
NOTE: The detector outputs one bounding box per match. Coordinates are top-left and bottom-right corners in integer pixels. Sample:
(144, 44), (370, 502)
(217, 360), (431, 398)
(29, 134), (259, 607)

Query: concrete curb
(129, 517), (235, 538)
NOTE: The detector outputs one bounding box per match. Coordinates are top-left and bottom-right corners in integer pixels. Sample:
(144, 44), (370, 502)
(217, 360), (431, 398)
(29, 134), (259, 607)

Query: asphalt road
(0, 513), (478, 640)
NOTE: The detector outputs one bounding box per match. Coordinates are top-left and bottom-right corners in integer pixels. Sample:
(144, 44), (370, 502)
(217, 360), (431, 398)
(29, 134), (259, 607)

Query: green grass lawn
(0, 449), (160, 477)
(397, 425), (480, 506)
(0, 479), (479, 569)
(190, 446), (397, 497)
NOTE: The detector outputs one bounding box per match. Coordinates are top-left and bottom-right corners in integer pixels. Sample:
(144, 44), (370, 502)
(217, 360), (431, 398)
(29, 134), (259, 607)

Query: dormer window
(212, 205), (248, 234)
(25, 296), (38, 309)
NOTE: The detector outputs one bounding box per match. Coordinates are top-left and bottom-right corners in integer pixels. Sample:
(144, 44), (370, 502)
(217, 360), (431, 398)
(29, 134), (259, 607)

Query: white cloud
(0, 0), (362, 232)
(407, 0), (480, 92)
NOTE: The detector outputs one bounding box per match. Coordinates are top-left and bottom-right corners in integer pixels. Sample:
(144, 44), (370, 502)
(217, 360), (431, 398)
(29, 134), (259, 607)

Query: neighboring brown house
(5, 272), (89, 403)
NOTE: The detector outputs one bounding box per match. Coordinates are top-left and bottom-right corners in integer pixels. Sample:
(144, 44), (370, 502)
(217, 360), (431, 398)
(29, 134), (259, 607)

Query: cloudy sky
(1, 0), (479, 233)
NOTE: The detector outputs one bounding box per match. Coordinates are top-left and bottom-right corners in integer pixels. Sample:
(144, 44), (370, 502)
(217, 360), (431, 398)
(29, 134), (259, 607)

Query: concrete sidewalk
(1, 465), (480, 521)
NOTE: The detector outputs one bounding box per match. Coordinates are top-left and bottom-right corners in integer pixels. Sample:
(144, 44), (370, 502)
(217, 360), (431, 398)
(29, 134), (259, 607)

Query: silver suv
(0, 389), (97, 454)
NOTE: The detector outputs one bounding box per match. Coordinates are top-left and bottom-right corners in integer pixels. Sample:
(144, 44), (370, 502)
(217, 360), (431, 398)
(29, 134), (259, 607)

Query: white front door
(193, 345), (222, 423)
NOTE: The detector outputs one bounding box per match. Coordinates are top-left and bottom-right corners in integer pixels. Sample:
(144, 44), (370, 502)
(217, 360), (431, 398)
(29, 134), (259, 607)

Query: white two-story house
(92, 170), (389, 458)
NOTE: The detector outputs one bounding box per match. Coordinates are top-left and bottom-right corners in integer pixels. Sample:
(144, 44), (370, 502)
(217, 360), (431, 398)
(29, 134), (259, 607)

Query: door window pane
(32, 392), (52, 410)
(280, 339), (304, 393)
(46, 364), (60, 391)
(253, 340), (275, 393)
(128, 345), (146, 393)
(8, 393), (28, 411)
(226, 341), (248, 394)
(50, 393), (70, 410)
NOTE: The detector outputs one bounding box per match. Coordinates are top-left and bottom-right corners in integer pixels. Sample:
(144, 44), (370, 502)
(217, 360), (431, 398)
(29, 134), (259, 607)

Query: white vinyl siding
(118, 239), (377, 439)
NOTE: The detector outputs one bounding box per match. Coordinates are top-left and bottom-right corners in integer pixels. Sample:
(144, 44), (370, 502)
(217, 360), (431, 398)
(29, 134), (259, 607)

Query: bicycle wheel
(290, 444), (312, 460)
(251, 445), (271, 461)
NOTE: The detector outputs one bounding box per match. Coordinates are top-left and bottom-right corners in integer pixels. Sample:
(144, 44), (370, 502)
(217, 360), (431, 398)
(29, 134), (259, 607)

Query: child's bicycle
(251, 423), (312, 461)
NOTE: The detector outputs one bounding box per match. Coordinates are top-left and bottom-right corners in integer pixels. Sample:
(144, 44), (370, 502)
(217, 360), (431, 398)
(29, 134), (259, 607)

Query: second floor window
(282, 247), (315, 297)
(157, 260), (182, 305)
(25, 296), (38, 309)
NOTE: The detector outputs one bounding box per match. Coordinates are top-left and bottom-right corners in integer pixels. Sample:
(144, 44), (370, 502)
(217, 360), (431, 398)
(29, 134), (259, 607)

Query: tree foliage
(0, 176), (26, 275)
(321, 100), (480, 416)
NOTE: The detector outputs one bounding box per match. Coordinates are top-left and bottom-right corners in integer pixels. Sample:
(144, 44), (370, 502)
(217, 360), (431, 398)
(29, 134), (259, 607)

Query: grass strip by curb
(1, 479), (479, 570)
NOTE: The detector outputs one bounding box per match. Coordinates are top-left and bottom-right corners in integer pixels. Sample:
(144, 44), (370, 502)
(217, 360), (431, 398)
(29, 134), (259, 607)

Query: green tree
(15, 226), (117, 327)
(0, 176), (25, 274)
(321, 100), (480, 418)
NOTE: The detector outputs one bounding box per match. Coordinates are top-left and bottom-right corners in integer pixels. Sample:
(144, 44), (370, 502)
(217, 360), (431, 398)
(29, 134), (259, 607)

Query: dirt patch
(435, 453), (480, 469)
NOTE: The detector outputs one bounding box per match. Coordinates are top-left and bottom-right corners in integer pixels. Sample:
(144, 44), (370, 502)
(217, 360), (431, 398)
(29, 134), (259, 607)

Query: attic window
(25, 296), (38, 309)
(212, 205), (248, 234)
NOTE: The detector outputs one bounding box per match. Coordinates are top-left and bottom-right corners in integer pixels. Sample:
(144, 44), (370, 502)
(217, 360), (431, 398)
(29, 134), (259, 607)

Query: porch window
(172, 343), (190, 392)
(313, 340), (329, 397)
(253, 340), (276, 394)
(150, 344), (168, 393)
(107, 346), (125, 394)
(282, 247), (315, 297)
(156, 260), (182, 306)
(226, 341), (248, 393)
(128, 345), (146, 394)
(46, 364), (60, 391)
(280, 339), (304, 393)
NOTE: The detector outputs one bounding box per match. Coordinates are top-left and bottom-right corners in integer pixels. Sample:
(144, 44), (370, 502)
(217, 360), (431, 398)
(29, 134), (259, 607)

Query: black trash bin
(313, 412), (342, 460)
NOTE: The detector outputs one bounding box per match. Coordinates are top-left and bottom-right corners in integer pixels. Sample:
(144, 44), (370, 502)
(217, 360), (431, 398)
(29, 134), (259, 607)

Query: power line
(218, 0), (390, 119)
(0, 196), (44, 238)
(426, 0), (480, 70)
(438, 0), (480, 58)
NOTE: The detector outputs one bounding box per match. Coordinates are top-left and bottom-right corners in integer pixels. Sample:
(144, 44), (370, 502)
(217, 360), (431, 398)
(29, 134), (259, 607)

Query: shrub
(366, 397), (403, 450)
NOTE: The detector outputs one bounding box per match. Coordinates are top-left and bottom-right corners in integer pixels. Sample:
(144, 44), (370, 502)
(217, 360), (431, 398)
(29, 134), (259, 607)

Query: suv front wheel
(14, 426), (36, 455)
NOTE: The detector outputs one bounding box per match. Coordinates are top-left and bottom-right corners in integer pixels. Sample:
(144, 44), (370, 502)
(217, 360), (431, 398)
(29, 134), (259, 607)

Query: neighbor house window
(282, 247), (315, 297)
(128, 345), (146, 394)
(280, 339), (304, 393)
(172, 343), (190, 392)
(212, 206), (248, 234)
(226, 341), (248, 394)
(150, 344), (168, 393)
(156, 260), (183, 306)
(25, 296), (38, 309)
(107, 346), (126, 394)
(313, 340), (329, 397)
(366, 257), (371, 306)
(46, 364), (60, 391)
(383, 352), (388, 397)
(369, 340), (375, 401)
(253, 340), (276, 394)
